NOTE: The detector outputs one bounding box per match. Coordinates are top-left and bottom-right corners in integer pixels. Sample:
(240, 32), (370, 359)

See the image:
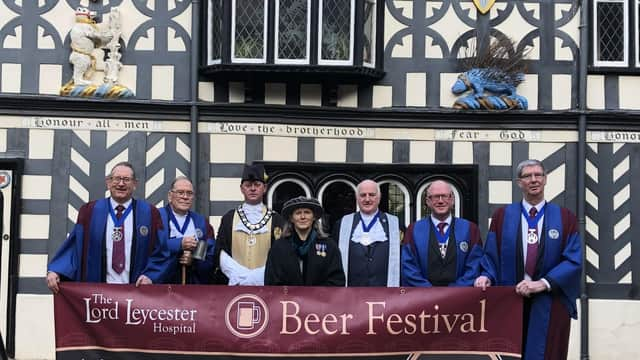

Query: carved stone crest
(59, 7), (134, 98)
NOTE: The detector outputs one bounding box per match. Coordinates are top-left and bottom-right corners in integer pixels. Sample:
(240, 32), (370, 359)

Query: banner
(54, 283), (522, 359)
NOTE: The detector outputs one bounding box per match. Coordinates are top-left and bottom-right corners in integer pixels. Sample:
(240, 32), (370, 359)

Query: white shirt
(169, 209), (197, 239)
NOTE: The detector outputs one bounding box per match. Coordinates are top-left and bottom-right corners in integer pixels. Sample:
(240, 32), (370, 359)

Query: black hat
(241, 164), (268, 183)
(282, 196), (323, 219)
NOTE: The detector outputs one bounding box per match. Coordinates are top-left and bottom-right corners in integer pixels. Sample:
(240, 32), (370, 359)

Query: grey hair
(108, 161), (136, 179)
(357, 179), (381, 195)
(170, 176), (192, 190)
(425, 179), (453, 196)
(516, 159), (545, 178)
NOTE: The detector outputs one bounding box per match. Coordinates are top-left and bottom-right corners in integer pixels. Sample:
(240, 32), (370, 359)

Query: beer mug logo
(225, 294), (268, 338)
(237, 301), (260, 329)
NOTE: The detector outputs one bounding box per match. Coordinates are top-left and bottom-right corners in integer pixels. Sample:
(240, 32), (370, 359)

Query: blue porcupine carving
(452, 36), (529, 110)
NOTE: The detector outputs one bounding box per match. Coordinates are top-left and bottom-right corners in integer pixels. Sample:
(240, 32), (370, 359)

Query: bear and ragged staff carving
(60, 7), (133, 98)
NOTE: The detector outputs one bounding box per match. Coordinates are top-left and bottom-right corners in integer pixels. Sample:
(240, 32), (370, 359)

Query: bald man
(334, 180), (402, 287)
(401, 180), (484, 287)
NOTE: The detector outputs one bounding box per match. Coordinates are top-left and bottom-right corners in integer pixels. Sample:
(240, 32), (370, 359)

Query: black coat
(265, 235), (345, 286)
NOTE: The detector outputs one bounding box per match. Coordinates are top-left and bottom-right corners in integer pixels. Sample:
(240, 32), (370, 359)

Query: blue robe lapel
(131, 199), (152, 282)
(86, 198), (109, 282)
(452, 218), (469, 277)
(541, 203), (562, 274)
(500, 203), (521, 285)
(413, 219), (430, 279)
(193, 213), (206, 238)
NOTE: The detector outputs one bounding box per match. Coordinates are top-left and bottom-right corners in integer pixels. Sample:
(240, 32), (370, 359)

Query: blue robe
(159, 205), (215, 284)
(48, 198), (168, 283)
(482, 202), (582, 360)
(401, 217), (483, 286)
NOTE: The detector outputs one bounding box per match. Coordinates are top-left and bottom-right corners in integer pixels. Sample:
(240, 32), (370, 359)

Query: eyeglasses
(427, 194), (452, 201)
(519, 173), (545, 180)
(110, 176), (134, 184)
(171, 190), (194, 198)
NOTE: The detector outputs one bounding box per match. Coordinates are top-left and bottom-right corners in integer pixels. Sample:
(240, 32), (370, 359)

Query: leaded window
(208, 0), (223, 64)
(204, 0), (385, 81)
(275, 0), (310, 64)
(592, 0), (640, 69)
(232, 0), (267, 62)
(319, 0), (354, 64)
(363, 0), (376, 67)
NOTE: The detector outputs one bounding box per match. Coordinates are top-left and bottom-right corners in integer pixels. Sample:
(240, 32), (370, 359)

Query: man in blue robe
(334, 179), (402, 287)
(476, 159), (582, 359)
(401, 180), (484, 286)
(159, 176), (215, 284)
(46, 162), (168, 293)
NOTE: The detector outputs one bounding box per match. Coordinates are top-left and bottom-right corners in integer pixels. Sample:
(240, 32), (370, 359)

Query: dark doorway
(270, 180), (307, 214)
(320, 182), (356, 234)
(0, 158), (23, 359)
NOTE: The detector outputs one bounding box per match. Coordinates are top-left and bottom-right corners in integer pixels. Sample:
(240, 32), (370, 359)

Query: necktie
(112, 205), (125, 274)
(437, 222), (447, 258)
(524, 207), (538, 277)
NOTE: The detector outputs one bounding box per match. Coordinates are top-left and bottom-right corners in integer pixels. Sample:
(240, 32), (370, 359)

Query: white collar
(430, 214), (451, 226)
(110, 198), (132, 209)
(521, 200), (546, 213)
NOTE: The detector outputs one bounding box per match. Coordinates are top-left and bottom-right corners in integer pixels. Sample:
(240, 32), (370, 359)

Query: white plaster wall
(588, 299), (640, 359)
(14, 295), (55, 359)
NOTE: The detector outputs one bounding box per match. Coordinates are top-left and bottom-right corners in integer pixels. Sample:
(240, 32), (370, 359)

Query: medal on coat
(316, 243), (327, 257)
(108, 202), (132, 243)
(112, 227), (123, 242)
(521, 204), (545, 245)
(432, 221), (451, 259)
(247, 231), (257, 246)
(439, 243), (447, 258)
(360, 212), (380, 246)
(361, 233), (371, 246)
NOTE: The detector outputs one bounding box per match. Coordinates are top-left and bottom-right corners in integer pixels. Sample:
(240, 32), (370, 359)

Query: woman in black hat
(265, 196), (345, 286)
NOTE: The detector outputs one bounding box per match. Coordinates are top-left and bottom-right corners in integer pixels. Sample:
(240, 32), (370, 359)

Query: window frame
(207, 0), (223, 65)
(415, 180), (463, 220)
(590, 0), (640, 71)
(377, 179), (410, 227)
(231, 0), (268, 64)
(274, 0), (312, 65)
(266, 177), (312, 209)
(362, 0), (376, 68)
(318, 0), (355, 65)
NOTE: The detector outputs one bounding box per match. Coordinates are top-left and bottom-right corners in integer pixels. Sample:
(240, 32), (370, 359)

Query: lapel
(86, 198), (109, 282)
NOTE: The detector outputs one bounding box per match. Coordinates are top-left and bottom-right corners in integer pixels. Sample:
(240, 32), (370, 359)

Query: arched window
(318, 179), (357, 234)
(416, 179), (462, 220)
(377, 179), (410, 227)
(267, 178), (311, 213)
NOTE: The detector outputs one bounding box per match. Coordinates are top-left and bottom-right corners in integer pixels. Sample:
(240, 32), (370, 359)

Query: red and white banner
(54, 283), (522, 359)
